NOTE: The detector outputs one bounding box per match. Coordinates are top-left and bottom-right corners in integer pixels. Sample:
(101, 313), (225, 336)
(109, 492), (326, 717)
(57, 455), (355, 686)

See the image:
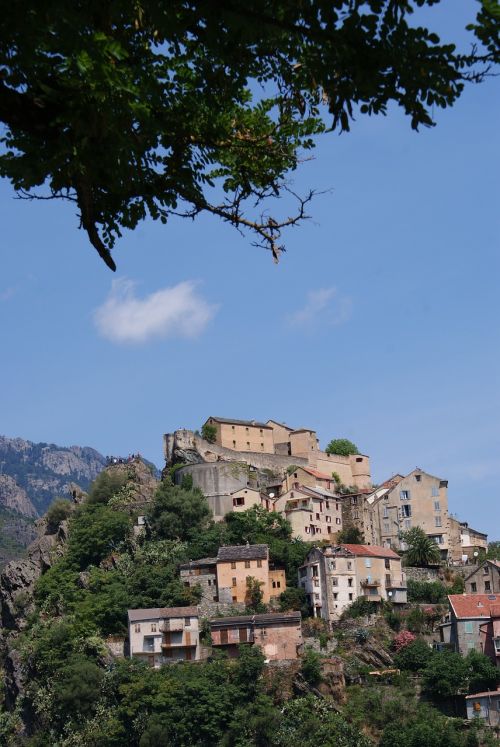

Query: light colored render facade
(128, 607), (201, 667)
(298, 544), (406, 622)
(374, 469), (450, 557)
(210, 611), (302, 660)
(274, 485), (342, 541)
(204, 417), (275, 453)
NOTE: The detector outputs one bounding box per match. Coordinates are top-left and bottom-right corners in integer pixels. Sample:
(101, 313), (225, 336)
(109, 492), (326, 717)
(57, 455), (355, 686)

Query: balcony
(285, 500), (313, 512)
(162, 620), (184, 633)
(360, 578), (380, 588)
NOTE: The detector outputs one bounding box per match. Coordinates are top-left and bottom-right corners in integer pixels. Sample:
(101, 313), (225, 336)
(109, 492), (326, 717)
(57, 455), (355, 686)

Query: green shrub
(301, 647), (322, 686)
(325, 439), (359, 456)
(201, 423), (217, 443)
(394, 639), (434, 672)
(46, 498), (73, 533)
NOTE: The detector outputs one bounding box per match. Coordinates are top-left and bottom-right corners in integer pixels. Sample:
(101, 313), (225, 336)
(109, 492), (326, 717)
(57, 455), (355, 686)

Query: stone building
(273, 485), (342, 541)
(210, 611), (302, 660)
(180, 544), (286, 605)
(372, 469), (450, 558)
(465, 690), (500, 725)
(464, 560), (500, 595)
(298, 544), (407, 622)
(448, 517), (488, 563)
(441, 594), (500, 665)
(203, 417), (275, 454)
(128, 606), (201, 666)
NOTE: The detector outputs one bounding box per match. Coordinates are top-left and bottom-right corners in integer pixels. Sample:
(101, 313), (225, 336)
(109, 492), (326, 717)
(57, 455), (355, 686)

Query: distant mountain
(0, 435), (108, 518)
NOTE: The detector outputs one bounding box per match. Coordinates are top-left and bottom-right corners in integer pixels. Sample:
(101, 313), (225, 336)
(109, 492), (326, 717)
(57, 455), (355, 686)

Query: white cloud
(93, 278), (218, 344)
(288, 287), (352, 328)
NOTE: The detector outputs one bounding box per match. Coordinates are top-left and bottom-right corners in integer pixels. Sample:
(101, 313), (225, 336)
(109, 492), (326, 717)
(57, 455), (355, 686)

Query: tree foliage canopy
(325, 439), (359, 456)
(0, 1), (496, 269)
(402, 526), (441, 567)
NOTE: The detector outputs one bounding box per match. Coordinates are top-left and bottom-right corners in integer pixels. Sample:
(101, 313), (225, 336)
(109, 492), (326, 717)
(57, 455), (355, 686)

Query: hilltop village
(0, 416), (498, 745)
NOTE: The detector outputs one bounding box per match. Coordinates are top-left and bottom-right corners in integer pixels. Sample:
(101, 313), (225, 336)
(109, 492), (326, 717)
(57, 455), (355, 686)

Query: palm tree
(402, 527), (441, 567)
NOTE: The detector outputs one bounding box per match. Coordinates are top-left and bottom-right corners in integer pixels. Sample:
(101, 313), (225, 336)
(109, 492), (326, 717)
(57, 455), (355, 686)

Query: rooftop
(217, 544), (269, 562)
(335, 544), (401, 560)
(448, 594), (500, 619)
(210, 611), (301, 627)
(465, 689), (500, 700)
(128, 606), (199, 622)
(179, 558), (217, 570)
(206, 416), (272, 429)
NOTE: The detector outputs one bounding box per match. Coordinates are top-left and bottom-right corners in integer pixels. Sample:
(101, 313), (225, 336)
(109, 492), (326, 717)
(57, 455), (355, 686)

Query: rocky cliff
(0, 436), (108, 517)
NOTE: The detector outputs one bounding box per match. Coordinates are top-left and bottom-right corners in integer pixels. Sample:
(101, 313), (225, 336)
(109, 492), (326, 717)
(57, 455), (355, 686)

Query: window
(245, 560), (251, 568)
(434, 501), (440, 511)
(332, 577), (338, 586)
(260, 443), (264, 449)
(260, 429), (263, 434)
(277, 581), (281, 588)
(356, 457), (363, 462)
(272, 581), (276, 588)
(353, 510), (359, 519)
(257, 559), (262, 568)
(326, 501), (330, 509)
(316, 513), (320, 520)
(336, 518), (341, 525)
(401, 504), (411, 518)
(383, 507), (389, 518)
(347, 562), (352, 570)
(134, 624), (141, 633)
(385, 559), (390, 569)
(435, 516), (442, 527)
(326, 516), (331, 523)
(465, 622), (473, 634)
(330, 561), (336, 570)
(400, 490), (410, 501)
(404, 519), (411, 529)
(333, 592), (338, 600)
(484, 566), (490, 575)
(415, 474), (421, 482)
(246, 441), (250, 448)
(384, 522), (390, 534)
(184, 617), (191, 626)
(349, 593), (353, 601)
(231, 561), (236, 569)
(485, 581), (491, 592)
(431, 485), (439, 497)
(294, 472), (298, 478)
(327, 527), (332, 533)
(348, 578), (353, 587)
(352, 496), (358, 505)
(151, 623), (157, 632)
(232, 577), (237, 587)
(143, 637), (154, 652)
(233, 496), (245, 507)
(232, 425), (235, 430)
(305, 527), (310, 534)
(365, 559), (372, 568)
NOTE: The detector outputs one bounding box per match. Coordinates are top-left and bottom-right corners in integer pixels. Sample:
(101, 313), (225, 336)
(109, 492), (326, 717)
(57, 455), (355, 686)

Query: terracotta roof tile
(448, 594), (500, 619)
(339, 544), (401, 559)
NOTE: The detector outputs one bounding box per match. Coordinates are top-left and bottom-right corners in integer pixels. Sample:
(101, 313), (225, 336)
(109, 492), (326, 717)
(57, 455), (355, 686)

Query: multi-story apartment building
(464, 560), (500, 595)
(128, 606), (201, 666)
(273, 485), (342, 540)
(282, 466), (338, 493)
(210, 611), (302, 660)
(180, 544), (286, 604)
(298, 544), (407, 622)
(372, 469), (450, 558)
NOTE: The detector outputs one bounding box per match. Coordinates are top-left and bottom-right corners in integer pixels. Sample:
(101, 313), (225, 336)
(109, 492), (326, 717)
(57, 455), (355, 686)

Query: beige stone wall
(275, 488), (342, 541)
(217, 557), (271, 603)
(267, 421), (293, 447)
(230, 487), (264, 512)
(205, 419), (275, 453)
(376, 470), (449, 554)
(269, 568), (287, 597)
(254, 621), (302, 660)
(464, 563), (500, 594)
(342, 494), (381, 546)
(282, 467), (335, 493)
(289, 430), (318, 456)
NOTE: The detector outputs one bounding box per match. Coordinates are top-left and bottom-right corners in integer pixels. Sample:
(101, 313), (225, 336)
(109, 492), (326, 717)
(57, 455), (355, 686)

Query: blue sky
(0, 1), (498, 536)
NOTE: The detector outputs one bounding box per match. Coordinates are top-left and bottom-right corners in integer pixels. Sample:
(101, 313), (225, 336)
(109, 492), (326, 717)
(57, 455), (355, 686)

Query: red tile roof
(339, 544), (401, 560)
(465, 689), (500, 699)
(448, 594), (500, 619)
(300, 466), (334, 481)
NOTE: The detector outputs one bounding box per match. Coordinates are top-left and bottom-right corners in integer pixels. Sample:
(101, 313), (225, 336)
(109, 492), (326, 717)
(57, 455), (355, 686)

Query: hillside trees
(402, 527), (441, 567)
(148, 481), (212, 542)
(0, 2), (497, 269)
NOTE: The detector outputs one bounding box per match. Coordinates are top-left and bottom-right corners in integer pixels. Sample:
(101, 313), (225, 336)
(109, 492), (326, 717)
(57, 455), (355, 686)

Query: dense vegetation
(325, 439), (359, 457)
(1, 466), (497, 745)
